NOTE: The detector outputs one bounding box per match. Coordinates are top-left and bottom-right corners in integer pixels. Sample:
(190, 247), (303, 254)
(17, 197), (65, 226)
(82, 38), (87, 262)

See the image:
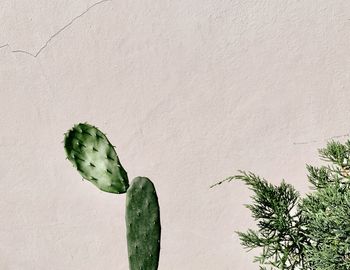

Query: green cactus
(64, 123), (161, 270)
(64, 123), (129, 194)
(126, 177), (161, 270)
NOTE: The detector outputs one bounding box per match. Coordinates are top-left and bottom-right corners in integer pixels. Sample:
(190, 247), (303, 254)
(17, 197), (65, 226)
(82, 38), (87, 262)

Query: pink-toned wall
(1, 1), (350, 269)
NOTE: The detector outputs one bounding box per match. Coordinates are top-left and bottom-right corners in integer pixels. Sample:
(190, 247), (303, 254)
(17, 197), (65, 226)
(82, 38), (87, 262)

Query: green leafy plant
(212, 140), (350, 269)
(64, 123), (161, 270)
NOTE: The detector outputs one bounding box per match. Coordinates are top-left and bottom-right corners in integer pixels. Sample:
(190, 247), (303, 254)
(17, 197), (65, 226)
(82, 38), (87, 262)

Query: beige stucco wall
(1, 1), (350, 269)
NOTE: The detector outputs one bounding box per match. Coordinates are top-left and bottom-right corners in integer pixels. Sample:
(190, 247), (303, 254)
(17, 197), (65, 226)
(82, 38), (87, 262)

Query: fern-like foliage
(301, 141), (350, 270)
(214, 140), (350, 269)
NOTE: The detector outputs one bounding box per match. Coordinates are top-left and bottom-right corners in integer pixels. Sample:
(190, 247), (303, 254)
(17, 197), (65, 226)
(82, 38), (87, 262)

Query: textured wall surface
(1, 1), (350, 269)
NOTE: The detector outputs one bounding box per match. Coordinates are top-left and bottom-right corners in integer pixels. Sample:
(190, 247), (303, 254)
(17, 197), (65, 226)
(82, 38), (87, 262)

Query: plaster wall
(1, 1), (350, 269)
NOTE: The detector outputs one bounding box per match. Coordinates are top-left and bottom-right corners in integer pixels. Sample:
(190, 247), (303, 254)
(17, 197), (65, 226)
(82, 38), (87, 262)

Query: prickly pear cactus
(64, 123), (161, 270)
(64, 123), (129, 194)
(126, 177), (161, 270)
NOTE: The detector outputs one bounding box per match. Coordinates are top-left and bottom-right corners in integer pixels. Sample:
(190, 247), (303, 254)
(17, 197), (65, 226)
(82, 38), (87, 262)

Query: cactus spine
(64, 123), (161, 270)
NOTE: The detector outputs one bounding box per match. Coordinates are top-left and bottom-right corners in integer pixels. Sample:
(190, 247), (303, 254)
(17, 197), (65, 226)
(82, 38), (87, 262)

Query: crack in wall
(293, 140), (318, 145)
(293, 133), (350, 145)
(0, 0), (111, 58)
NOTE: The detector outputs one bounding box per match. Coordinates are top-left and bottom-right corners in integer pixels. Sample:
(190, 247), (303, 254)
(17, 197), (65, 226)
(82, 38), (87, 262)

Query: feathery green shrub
(213, 140), (350, 269)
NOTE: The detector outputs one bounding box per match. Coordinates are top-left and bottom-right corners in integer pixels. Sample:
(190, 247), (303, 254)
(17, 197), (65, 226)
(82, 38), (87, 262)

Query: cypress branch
(213, 139), (350, 269)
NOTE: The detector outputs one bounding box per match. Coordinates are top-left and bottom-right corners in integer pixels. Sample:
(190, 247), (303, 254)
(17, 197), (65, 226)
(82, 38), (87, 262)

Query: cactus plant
(64, 123), (161, 270)
(126, 177), (161, 270)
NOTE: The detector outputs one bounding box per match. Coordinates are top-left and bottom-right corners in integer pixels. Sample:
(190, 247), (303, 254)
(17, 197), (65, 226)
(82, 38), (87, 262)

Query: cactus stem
(126, 177), (161, 270)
